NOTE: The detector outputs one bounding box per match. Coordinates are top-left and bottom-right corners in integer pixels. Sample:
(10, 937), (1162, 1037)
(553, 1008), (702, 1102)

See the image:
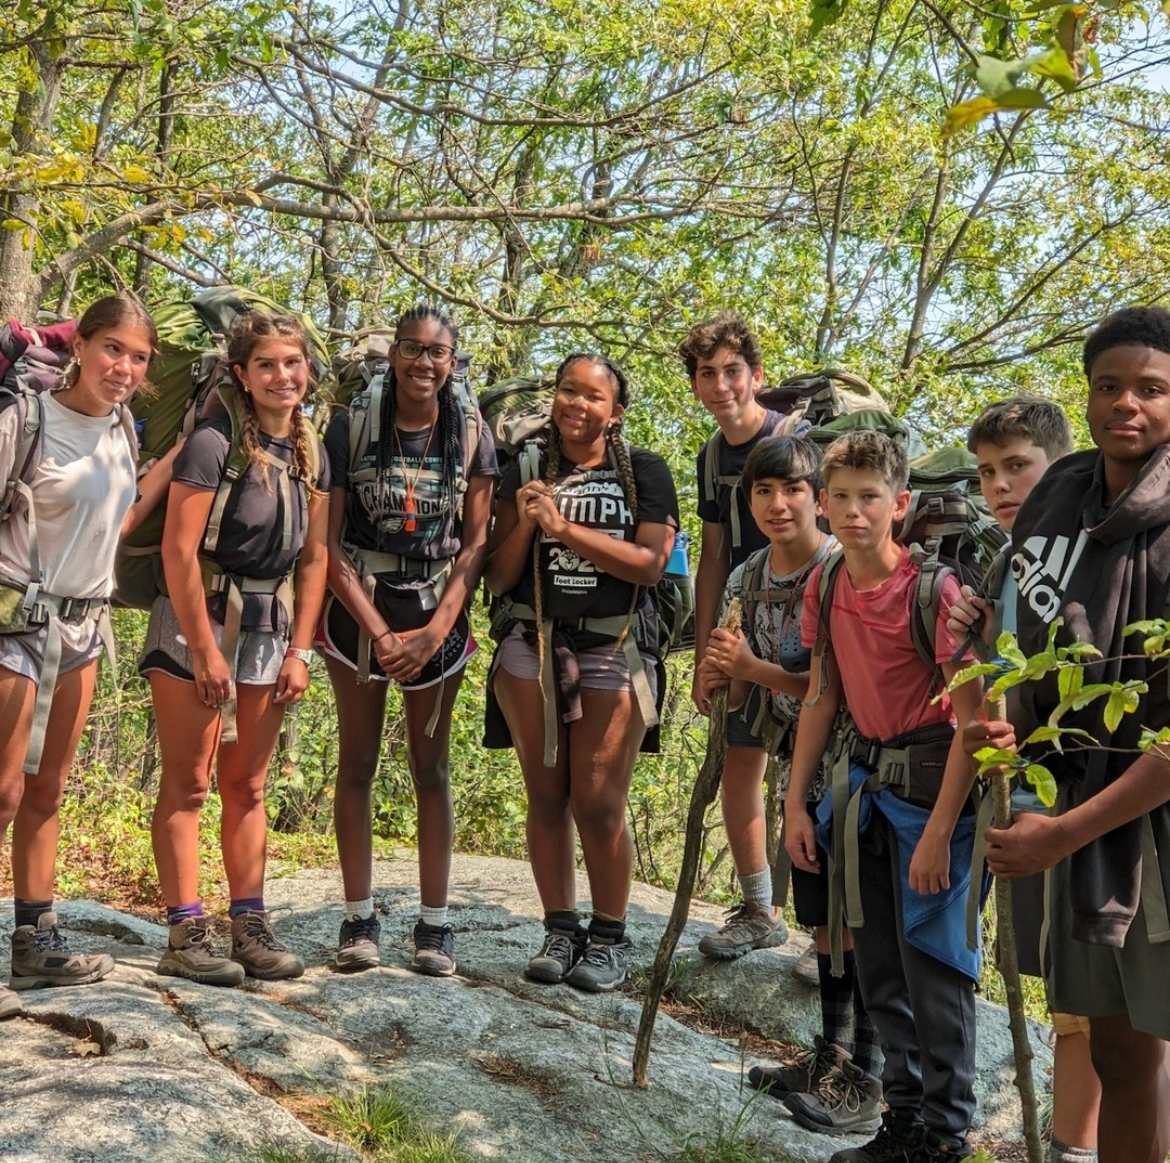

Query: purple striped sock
(167, 902), (204, 926)
(229, 897), (266, 918)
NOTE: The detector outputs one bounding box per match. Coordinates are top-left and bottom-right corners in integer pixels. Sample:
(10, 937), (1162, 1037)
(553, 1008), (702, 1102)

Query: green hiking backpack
(813, 445), (1008, 695)
(703, 369), (927, 555)
(478, 374), (555, 475)
(113, 285), (327, 609)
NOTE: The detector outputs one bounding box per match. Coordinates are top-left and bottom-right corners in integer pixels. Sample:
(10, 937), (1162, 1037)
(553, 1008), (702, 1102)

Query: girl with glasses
(320, 305), (497, 976)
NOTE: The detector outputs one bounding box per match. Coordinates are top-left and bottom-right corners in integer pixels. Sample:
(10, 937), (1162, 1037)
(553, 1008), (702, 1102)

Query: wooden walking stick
(632, 600), (741, 1088)
(986, 692), (1044, 1163)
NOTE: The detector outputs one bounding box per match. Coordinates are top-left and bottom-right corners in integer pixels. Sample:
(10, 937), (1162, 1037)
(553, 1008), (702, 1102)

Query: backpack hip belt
(825, 720), (957, 975)
(345, 547), (454, 685)
(0, 585), (116, 777)
(199, 569), (293, 745)
(494, 596), (658, 768)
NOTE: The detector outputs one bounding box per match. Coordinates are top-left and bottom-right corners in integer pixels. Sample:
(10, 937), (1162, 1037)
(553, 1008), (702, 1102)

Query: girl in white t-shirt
(0, 295), (157, 1019)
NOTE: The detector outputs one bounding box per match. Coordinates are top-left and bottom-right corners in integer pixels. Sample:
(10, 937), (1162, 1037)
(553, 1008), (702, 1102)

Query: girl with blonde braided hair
(483, 353), (679, 992)
(142, 312), (329, 987)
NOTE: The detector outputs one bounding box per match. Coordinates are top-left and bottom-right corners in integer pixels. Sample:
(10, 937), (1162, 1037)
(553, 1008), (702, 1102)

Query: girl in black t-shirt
(322, 304), (496, 978)
(146, 313), (329, 988)
(484, 353), (679, 992)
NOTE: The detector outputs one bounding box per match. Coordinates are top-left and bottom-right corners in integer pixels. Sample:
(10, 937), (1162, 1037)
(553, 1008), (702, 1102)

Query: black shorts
(319, 580), (475, 690)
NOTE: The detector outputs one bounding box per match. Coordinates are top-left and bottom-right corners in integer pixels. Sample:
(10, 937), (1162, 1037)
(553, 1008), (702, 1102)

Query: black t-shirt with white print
(324, 406), (497, 570)
(499, 443), (680, 622)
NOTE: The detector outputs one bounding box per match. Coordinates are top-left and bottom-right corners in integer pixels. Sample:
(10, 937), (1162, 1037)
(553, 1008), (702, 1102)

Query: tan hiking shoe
(230, 911), (304, 981)
(698, 900), (788, 960)
(0, 985), (23, 1018)
(157, 917), (245, 987)
(9, 912), (115, 990)
(748, 1034), (837, 1100)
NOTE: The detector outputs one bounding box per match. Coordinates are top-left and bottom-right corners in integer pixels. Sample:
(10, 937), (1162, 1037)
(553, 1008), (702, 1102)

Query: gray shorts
(138, 595), (287, 687)
(1045, 844), (1170, 1041)
(496, 623), (658, 700)
(0, 620), (104, 684)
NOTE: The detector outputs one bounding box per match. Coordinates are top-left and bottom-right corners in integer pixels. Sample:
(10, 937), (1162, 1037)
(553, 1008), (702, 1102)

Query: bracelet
(285, 648), (314, 665)
(372, 630), (392, 645)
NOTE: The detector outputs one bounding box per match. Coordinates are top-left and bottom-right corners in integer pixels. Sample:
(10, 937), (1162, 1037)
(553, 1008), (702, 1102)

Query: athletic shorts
(138, 595), (286, 686)
(790, 834), (831, 930)
(0, 619), (104, 684)
(1009, 871), (1046, 980)
(495, 623), (658, 700)
(1045, 848), (1170, 1041)
(319, 589), (475, 691)
(726, 693), (765, 750)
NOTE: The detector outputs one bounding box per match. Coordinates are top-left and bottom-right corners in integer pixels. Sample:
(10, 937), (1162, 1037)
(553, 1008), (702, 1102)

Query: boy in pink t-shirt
(785, 430), (983, 1163)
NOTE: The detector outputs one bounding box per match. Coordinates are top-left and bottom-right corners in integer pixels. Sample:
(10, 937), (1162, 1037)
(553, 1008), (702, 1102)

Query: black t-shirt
(499, 444), (679, 622)
(174, 416), (329, 630)
(325, 405), (497, 567)
(695, 409), (784, 569)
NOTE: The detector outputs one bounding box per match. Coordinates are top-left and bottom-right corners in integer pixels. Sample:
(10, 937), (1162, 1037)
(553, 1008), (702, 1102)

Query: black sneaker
(564, 934), (630, 992)
(411, 920), (456, 977)
(829, 1109), (924, 1163)
(748, 1034), (836, 1101)
(335, 914), (382, 973)
(526, 922), (588, 984)
(910, 1131), (973, 1162)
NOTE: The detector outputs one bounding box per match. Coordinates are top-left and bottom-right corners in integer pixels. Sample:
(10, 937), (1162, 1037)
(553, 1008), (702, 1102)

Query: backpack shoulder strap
(348, 363), (386, 483)
(737, 546), (772, 633)
(809, 547), (847, 702)
(1, 392), (46, 589)
(518, 440), (543, 486)
(910, 550), (953, 693)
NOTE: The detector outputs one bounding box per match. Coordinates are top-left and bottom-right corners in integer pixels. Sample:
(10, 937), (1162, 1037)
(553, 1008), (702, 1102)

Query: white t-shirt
(0, 393), (137, 600)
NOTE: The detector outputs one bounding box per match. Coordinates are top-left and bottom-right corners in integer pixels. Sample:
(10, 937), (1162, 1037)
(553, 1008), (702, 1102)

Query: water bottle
(666, 530), (690, 579)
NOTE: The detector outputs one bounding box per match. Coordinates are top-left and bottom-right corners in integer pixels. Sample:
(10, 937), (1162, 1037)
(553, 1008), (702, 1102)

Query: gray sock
(738, 867), (772, 909)
(1049, 1140), (1096, 1163)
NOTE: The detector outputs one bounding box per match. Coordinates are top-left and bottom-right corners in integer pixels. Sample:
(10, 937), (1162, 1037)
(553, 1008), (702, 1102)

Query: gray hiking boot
(785, 1045), (883, 1135)
(9, 912), (115, 990)
(791, 937), (820, 985)
(564, 933), (630, 992)
(747, 1034), (836, 1100)
(231, 911), (304, 981)
(829, 1109), (924, 1163)
(0, 984), (24, 1017)
(335, 913), (382, 972)
(525, 920), (588, 984)
(698, 900), (788, 960)
(157, 917), (245, 987)
(411, 921), (456, 977)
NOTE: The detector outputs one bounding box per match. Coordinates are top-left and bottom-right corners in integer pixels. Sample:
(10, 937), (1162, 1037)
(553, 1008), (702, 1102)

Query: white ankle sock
(420, 904), (449, 928)
(344, 898), (374, 922)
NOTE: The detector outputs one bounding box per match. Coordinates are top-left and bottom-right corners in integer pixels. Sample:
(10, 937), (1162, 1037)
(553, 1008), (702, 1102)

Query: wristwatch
(285, 648), (314, 665)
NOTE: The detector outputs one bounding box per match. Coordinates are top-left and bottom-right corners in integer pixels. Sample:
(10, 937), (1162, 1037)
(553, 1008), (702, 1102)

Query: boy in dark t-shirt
(682, 313), (789, 959)
(981, 307), (1170, 1163)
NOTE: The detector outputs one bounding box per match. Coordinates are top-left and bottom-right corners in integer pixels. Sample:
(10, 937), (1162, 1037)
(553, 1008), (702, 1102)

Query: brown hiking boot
(748, 1034), (837, 1100)
(785, 1045), (883, 1135)
(0, 985), (23, 1018)
(698, 900), (788, 959)
(230, 911), (304, 981)
(157, 917), (245, 987)
(9, 912), (115, 990)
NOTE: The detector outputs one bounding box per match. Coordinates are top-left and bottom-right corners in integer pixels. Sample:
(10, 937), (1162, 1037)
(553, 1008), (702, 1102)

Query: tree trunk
(0, 36), (68, 318)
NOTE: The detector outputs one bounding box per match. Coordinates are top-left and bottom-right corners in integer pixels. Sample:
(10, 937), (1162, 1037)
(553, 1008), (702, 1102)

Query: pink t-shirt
(801, 547), (968, 741)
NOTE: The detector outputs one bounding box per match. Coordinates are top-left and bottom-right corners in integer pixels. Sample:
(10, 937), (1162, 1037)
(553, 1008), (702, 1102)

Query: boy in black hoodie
(981, 306), (1170, 1163)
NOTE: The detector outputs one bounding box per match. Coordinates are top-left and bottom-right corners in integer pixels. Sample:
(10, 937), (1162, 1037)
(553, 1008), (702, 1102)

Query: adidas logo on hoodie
(1011, 531), (1089, 623)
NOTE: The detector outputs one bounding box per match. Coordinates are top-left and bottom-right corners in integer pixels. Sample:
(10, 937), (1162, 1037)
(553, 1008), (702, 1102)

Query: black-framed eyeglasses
(395, 340), (454, 362)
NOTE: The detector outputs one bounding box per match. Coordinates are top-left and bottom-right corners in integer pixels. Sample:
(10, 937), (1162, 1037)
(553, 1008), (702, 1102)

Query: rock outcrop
(1, 853), (1050, 1162)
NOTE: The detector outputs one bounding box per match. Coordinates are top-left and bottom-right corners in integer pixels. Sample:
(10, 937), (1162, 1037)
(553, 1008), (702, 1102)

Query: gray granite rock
(0, 854), (1049, 1161)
